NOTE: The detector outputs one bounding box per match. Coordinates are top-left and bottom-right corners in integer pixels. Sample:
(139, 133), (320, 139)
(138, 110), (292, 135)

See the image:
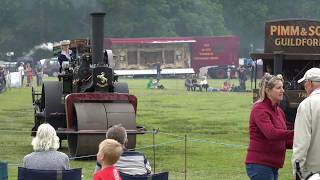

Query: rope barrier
(158, 131), (248, 149)
(1, 129), (248, 169)
(68, 139), (185, 160)
(0, 129), (157, 134)
(0, 129), (248, 150)
(4, 138), (246, 167)
(188, 138), (247, 149)
(0, 129), (36, 133)
(156, 131), (186, 139)
(69, 154), (96, 160)
(132, 139), (185, 151)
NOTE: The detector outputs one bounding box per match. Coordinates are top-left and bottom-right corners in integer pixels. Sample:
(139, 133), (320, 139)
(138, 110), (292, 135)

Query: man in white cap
(292, 67), (320, 178)
(58, 40), (73, 73)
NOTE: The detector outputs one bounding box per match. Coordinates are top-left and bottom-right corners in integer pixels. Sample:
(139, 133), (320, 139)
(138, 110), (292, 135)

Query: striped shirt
(96, 150), (152, 175)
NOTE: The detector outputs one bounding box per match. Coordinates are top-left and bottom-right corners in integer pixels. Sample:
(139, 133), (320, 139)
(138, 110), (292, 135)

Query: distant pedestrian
(35, 61), (43, 86)
(227, 67), (231, 80)
(239, 65), (247, 90)
(155, 63), (161, 80)
(26, 63), (32, 87)
(18, 63), (25, 87)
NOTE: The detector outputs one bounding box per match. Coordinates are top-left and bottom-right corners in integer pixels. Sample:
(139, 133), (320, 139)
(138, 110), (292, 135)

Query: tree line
(0, 0), (319, 60)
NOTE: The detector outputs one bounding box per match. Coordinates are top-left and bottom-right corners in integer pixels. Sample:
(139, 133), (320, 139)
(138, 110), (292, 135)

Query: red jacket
(245, 98), (293, 168)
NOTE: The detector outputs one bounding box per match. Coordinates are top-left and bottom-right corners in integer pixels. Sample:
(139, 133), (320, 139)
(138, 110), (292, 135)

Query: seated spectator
(191, 78), (202, 91)
(220, 81), (231, 92)
(152, 79), (164, 89)
(93, 139), (123, 180)
(230, 83), (245, 92)
(200, 76), (209, 91)
(95, 125), (152, 175)
(184, 78), (192, 91)
(147, 78), (153, 89)
(23, 123), (69, 170)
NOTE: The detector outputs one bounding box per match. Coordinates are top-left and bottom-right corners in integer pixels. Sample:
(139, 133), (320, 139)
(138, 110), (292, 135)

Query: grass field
(0, 77), (294, 179)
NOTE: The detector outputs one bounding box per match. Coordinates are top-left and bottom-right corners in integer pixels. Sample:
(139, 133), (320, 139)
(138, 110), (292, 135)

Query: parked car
(207, 65), (237, 79)
(42, 58), (59, 76)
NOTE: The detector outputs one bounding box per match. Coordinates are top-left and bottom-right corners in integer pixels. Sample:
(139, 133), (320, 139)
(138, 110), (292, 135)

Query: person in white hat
(292, 67), (320, 178)
(58, 40), (73, 73)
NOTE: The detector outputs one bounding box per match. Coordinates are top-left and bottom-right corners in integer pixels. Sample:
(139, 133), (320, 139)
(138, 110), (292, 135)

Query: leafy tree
(219, 0), (268, 56)
(0, 0), (96, 59)
(2, 0), (320, 59)
(219, 0), (320, 56)
(101, 0), (227, 37)
(0, 1), (22, 58)
(170, 0), (227, 36)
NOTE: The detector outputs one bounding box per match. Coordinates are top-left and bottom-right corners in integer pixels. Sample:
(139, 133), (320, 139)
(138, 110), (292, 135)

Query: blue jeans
(246, 164), (279, 180)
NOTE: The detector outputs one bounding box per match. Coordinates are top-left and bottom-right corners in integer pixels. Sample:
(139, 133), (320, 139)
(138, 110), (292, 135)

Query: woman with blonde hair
(245, 73), (294, 180)
(23, 123), (69, 170)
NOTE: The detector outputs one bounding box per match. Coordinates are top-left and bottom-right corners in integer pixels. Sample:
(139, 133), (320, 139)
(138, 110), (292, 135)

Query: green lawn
(0, 77), (294, 180)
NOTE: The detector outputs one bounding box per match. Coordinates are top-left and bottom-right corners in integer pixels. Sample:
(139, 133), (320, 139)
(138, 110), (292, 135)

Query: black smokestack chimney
(91, 12), (105, 65)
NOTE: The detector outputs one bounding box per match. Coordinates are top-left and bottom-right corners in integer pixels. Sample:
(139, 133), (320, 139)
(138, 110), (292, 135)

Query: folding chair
(0, 162), (8, 180)
(17, 167), (81, 180)
(119, 171), (169, 180)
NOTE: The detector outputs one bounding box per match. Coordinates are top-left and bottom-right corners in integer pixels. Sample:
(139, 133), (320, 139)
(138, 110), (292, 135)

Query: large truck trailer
(104, 36), (240, 77)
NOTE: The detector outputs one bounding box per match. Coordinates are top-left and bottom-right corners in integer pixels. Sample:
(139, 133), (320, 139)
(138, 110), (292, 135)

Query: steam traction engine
(32, 13), (139, 157)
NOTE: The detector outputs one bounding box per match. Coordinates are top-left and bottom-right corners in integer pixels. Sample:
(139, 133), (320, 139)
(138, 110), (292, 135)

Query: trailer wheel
(217, 68), (226, 79)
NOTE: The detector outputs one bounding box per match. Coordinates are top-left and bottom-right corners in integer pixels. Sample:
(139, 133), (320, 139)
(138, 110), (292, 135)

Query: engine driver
(58, 40), (74, 73)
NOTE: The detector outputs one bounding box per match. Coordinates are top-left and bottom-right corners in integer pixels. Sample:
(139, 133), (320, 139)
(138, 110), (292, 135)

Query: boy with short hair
(93, 139), (123, 180)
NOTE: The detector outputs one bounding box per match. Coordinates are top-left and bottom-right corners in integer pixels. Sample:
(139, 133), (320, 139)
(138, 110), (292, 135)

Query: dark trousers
(21, 75), (24, 86)
(239, 79), (246, 90)
(246, 163), (279, 180)
(36, 74), (42, 86)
